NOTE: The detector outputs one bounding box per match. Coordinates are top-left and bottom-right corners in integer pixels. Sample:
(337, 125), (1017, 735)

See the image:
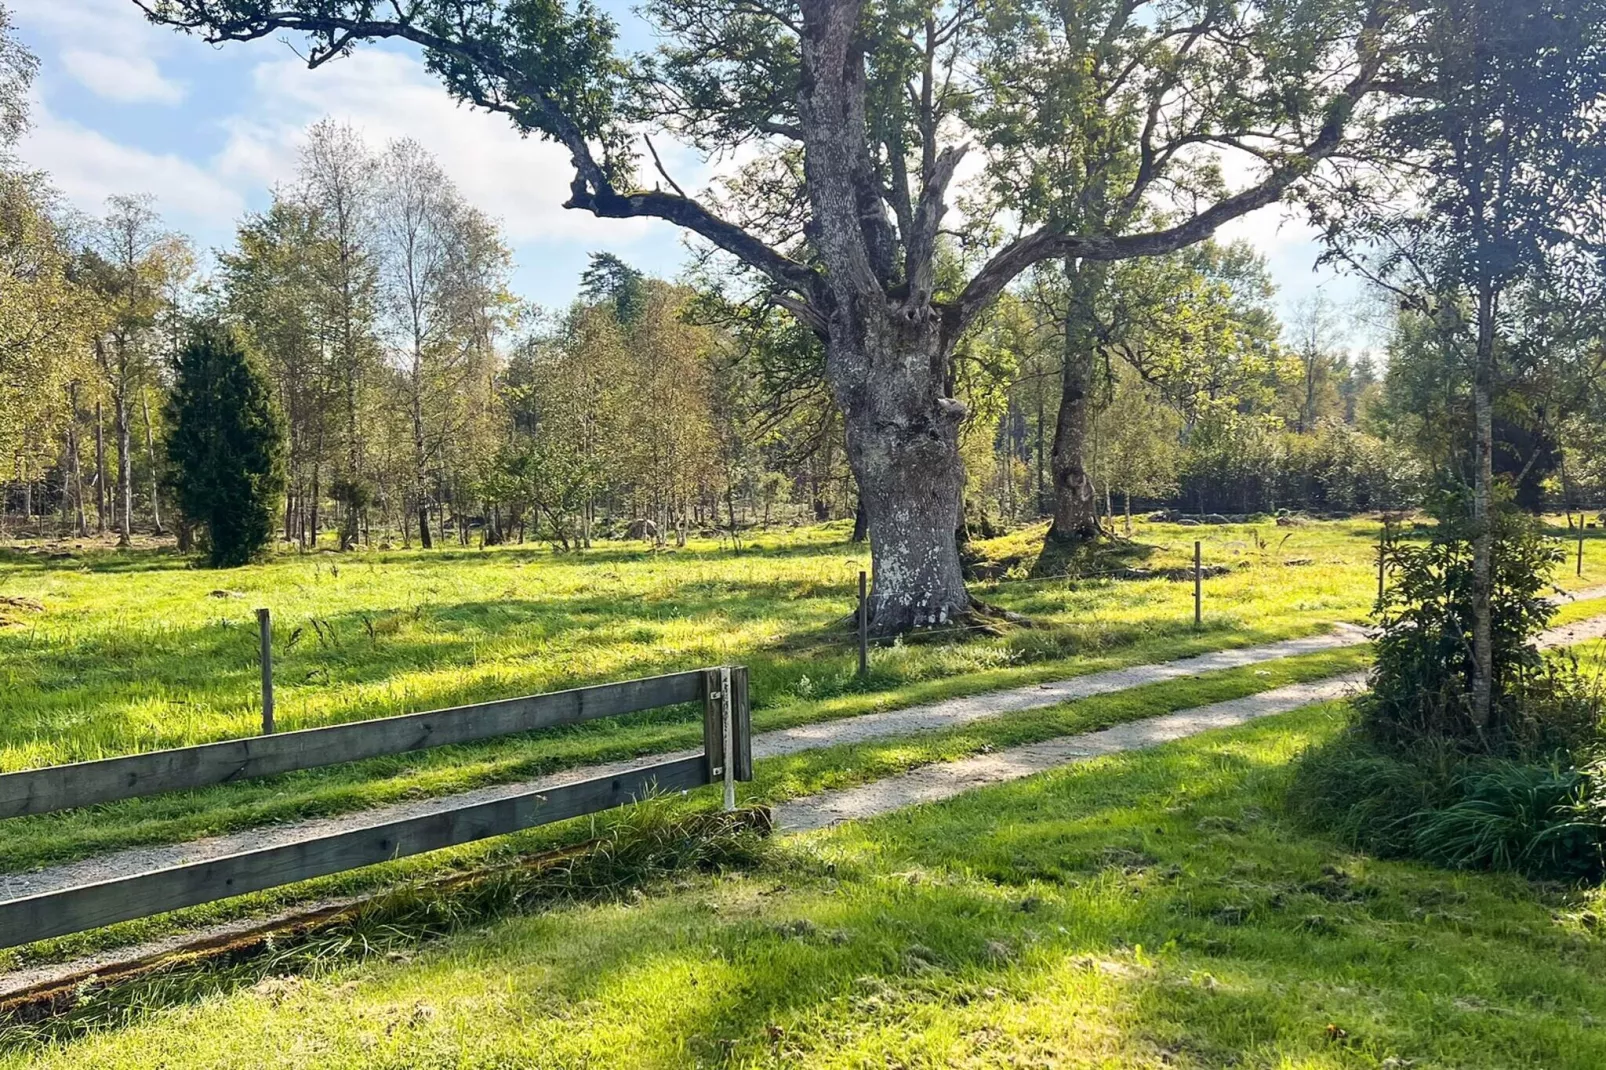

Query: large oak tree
(138, 0), (1394, 632)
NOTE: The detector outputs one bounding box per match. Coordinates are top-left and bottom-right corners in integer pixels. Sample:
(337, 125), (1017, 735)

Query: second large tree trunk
(830, 307), (971, 635)
(1047, 261), (1106, 544)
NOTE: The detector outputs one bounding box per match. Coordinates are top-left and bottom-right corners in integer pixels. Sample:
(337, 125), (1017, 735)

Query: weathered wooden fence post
(731, 665), (753, 782)
(704, 667), (751, 812)
(857, 570), (869, 679)
(1193, 541), (1202, 628)
(1580, 532), (1586, 578)
(256, 608), (274, 735)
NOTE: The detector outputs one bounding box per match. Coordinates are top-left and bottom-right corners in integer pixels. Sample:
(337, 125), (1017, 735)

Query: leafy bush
(1362, 489), (1574, 750)
(1291, 733), (1606, 882)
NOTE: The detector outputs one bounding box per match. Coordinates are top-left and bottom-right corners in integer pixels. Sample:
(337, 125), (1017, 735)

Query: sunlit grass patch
(6, 703), (1603, 1068)
(0, 517), (1594, 883)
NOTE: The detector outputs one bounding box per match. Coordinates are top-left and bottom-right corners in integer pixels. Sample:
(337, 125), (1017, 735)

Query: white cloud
(20, 101), (245, 231)
(215, 49), (658, 246)
(60, 49), (185, 105)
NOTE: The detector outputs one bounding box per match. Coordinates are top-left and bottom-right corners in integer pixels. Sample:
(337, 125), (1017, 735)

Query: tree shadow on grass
(0, 546), (196, 576)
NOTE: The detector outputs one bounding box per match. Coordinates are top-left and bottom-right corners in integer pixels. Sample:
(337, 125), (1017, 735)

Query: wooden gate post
(730, 665), (753, 782)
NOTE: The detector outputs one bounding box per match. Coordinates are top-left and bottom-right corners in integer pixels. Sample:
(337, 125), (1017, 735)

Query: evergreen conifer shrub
(165, 322), (287, 567)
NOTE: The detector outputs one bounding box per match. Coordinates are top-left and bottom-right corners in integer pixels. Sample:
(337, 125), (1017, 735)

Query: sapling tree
(137, 0), (1395, 632)
(1314, 0), (1606, 729)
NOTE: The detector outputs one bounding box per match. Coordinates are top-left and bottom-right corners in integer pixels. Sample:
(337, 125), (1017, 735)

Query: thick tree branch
(565, 183), (821, 296)
(904, 143), (967, 305)
(945, 5), (1391, 345)
(135, 0), (825, 306)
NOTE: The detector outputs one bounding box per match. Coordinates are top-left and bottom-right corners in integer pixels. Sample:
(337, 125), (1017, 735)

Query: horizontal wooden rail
(0, 756), (709, 950)
(0, 670), (706, 819)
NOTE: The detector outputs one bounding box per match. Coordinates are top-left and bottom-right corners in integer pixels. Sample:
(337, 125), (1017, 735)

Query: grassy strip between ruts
(5, 699), (1604, 1069)
(0, 620), (1351, 875)
(1550, 593), (1606, 628)
(0, 645), (1369, 974)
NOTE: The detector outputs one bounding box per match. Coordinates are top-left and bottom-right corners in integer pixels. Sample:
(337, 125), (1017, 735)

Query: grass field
(0, 517), (1601, 873)
(6, 703), (1605, 1068)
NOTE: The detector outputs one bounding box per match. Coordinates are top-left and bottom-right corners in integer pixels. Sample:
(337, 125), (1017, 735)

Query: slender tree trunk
(94, 399), (107, 536)
(310, 466), (321, 547)
(1048, 262), (1104, 544)
(115, 373), (133, 548)
(68, 384), (87, 537)
(285, 476), (298, 546)
(850, 496), (868, 542)
(141, 388), (164, 535)
(1469, 283), (1497, 731)
(1035, 371), (1047, 514)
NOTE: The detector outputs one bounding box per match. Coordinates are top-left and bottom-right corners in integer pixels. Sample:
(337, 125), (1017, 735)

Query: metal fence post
(1193, 541), (1202, 628)
(857, 570), (869, 679)
(256, 608), (274, 735)
(720, 666), (735, 812)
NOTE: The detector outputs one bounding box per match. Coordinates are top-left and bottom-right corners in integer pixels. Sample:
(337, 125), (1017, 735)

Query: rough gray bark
(831, 314), (971, 632)
(1047, 261), (1110, 544)
(797, 1), (971, 632)
(1049, 343), (1099, 543)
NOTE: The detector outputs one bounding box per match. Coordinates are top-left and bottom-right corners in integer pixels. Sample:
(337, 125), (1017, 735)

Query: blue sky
(11, 0), (1368, 344)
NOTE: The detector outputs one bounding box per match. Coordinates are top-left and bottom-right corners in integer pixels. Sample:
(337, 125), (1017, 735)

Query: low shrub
(1292, 485), (1606, 882)
(1362, 489), (1570, 751)
(1412, 760), (1605, 881)
(1291, 732), (1606, 881)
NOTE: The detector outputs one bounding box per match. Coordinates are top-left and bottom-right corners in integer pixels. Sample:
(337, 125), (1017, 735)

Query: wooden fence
(0, 666), (752, 951)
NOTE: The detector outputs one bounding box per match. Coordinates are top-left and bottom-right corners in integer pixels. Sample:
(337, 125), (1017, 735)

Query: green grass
(8, 702), (1604, 1068)
(0, 645), (1369, 969)
(0, 519), (1396, 859)
(0, 519), (1397, 766)
(0, 516), (1599, 878)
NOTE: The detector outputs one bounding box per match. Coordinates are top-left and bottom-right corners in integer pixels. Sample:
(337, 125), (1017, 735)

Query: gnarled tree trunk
(1049, 343), (1099, 542)
(828, 306), (970, 635)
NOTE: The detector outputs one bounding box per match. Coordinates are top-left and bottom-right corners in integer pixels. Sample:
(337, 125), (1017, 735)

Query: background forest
(1, 23), (1603, 555)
